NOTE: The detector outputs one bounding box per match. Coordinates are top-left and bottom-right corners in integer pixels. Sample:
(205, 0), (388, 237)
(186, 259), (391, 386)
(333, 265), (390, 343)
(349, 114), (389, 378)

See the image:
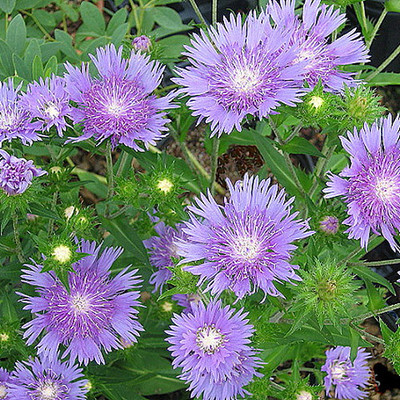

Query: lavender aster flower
(177, 175), (313, 299)
(324, 115), (400, 250)
(0, 368), (11, 399)
(172, 293), (202, 313)
(143, 221), (188, 293)
(321, 346), (370, 400)
(8, 356), (87, 400)
(0, 150), (46, 196)
(173, 13), (305, 136)
(64, 44), (174, 150)
(20, 240), (144, 365)
(166, 300), (262, 400)
(268, 0), (369, 91)
(20, 76), (72, 136)
(0, 80), (42, 145)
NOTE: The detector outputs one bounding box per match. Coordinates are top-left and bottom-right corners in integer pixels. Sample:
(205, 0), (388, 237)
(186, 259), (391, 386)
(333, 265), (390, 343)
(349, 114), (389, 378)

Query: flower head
(64, 44), (174, 150)
(172, 293), (202, 313)
(132, 35), (151, 52)
(268, 0), (369, 91)
(324, 115), (400, 251)
(0, 368), (10, 399)
(177, 175), (313, 299)
(166, 300), (262, 400)
(0, 80), (42, 145)
(319, 216), (340, 235)
(0, 151), (46, 196)
(8, 356), (87, 400)
(20, 240), (143, 365)
(321, 346), (370, 400)
(143, 221), (188, 293)
(20, 76), (72, 136)
(173, 13), (305, 136)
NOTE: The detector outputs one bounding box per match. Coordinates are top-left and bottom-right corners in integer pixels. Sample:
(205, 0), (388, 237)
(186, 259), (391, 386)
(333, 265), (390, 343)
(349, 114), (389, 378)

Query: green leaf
(365, 280), (386, 311)
(366, 72), (400, 86)
(0, 39), (14, 75)
(0, 0), (15, 13)
(6, 14), (26, 56)
(379, 318), (395, 343)
(100, 216), (149, 264)
(32, 9), (56, 31)
(43, 55), (57, 77)
(106, 8), (127, 35)
(1, 293), (18, 323)
(111, 23), (128, 46)
(157, 34), (190, 58)
(385, 0), (400, 12)
(32, 54), (44, 80)
(252, 131), (301, 197)
(54, 29), (80, 62)
(349, 327), (359, 362)
(153, 6), (183, 29)
(24, 38), (41, 68)
(80, 1), (106, 36)
(280, 136), (325, 157)
(12, 53), (30, 80)
(350, 263), (395, 294)
(40, 42), (61, 63)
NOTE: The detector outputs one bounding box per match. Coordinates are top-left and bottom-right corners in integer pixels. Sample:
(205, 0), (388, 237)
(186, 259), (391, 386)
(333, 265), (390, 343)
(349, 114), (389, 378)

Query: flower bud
(132, 35), (151, 52)
(319, 216), (339, 235)
(52, 244), (72, 264)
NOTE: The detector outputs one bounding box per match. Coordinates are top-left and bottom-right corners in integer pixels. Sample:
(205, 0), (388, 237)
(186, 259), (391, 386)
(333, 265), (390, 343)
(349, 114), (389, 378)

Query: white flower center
(196, 325), (225, 354)
(157, 179), (173, 194)
(0, 384), (7, 399)
(107, 100), (123, 117)
(309, 96), (324, 109)
(39, 381), (59, 400)
(0, 333), (9, 342)
(44, 102), (60, 119)
(233, 236), (260, 261)
(71, 294), (90, 313)
(52, 245), (71, 264)
(230, 67), (260, 93)
(297, 391), (313, 400)
(296, 49), (315, 63)
(331, 362), (347, 381)
(375, 177), (396, 201)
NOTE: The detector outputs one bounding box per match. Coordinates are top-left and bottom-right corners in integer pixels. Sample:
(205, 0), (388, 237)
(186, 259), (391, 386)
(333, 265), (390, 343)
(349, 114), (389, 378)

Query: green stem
(309, 142), (336, 198)
(210, 137), (220, 196)
(47, 191), (58, 236)
(155, 84), (179, 94)
(341, 246), (364, 265)
(350, 322), (385, 345)
(270, 118), (307, 198)
(366, 42), (400, 82)
(116, 151), (130, 178)
(12, 211), (25, 263)
(366, 7), (388, 49)
(349, 258), (400, 267)
(188, 0), (207, 25)
(270, 381), (285, 391)
(352, 303), (400, 323)
(106, 142), (115, 200)
(20, 10), (54, 41)
(212, 0), (217, 26)
(109, 205), (130, 219)
(283, 124), (302, 145)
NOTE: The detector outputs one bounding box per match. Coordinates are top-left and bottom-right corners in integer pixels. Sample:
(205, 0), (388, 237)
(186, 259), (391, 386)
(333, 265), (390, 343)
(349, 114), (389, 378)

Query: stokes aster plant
(0, 0), (399, 399)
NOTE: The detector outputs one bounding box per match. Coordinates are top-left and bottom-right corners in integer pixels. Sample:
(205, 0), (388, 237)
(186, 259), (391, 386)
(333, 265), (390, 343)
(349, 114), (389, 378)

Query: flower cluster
(166, 301), (262, 400)
(176, 175), (313, 300)
(322, 346), (370, 399)
(20, 240), (143, 365)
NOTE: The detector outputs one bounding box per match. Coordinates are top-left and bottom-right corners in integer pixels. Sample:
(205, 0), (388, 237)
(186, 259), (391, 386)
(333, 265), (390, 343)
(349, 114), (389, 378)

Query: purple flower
(0, 150), (46, 196)
(319, 216), (340, 235)
(0, 368), (11, 399)
(268, 0), (369, 91)
(173, 13), (305, 136)
(143, 221), (188, 293)
(20, 76), (72, 136)
(132, 35), (151, 52)
(321, 346), (370, 400)
(324, 115), (400, 250)
(8, 356), (87, 400)
(64, 44), (174, 150)
(0, 80), (42, 145)
(166, 300), (262, 400)
(176, 175), (313, 299)
(20, 240), (144, 365)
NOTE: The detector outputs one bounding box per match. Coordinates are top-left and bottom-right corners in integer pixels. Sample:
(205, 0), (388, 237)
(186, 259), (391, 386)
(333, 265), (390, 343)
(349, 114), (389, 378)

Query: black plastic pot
(347, 0), (400, 72)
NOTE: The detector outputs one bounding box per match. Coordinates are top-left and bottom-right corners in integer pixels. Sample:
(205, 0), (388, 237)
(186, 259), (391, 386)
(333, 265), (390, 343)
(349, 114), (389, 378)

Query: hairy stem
(212, 0), (217, 26)
(366, 8), (388, 49)
(210, 137), (220, 196)
(349, 258), (400, 267)
(106, 142), (115, 200)
(352, 303), (400, 323)
(116, 151), (130, 178)
(350, 322), (385, 345)
(366, 42), (400, 82)
(188, 0), (207, 25)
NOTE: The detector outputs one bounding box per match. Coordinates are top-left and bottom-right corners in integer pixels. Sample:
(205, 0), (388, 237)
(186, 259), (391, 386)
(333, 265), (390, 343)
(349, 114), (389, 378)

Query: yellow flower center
(52, 245), (72, 263)
(309, 96), (324, 109)
(157, 179), (174, 194)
